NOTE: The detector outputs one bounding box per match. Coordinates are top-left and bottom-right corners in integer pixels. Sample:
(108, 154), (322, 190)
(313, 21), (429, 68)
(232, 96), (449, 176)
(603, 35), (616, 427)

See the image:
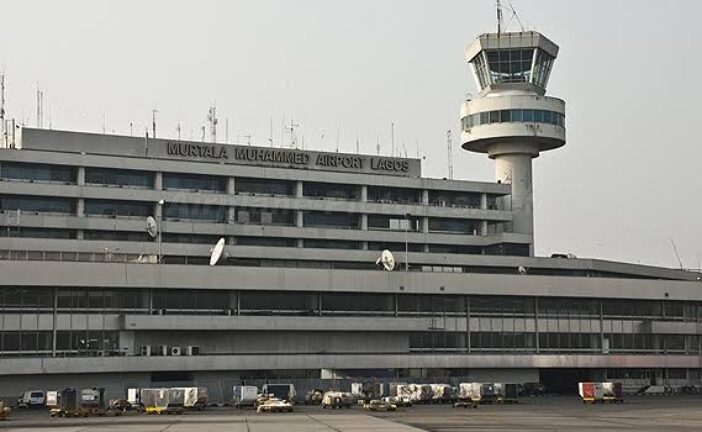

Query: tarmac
(3, 396), (702, 431)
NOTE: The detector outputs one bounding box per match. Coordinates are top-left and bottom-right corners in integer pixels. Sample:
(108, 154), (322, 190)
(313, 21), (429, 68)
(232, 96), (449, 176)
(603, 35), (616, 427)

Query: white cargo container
(233, 386), (259, 407)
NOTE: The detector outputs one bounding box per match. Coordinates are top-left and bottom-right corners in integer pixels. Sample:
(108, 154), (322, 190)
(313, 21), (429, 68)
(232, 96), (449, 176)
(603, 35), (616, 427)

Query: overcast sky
(1, 0), (700, 269)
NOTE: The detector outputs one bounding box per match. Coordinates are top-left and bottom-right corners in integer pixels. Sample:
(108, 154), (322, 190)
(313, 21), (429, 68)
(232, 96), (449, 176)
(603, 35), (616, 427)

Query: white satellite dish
(209, 237), (226, 266)
(146, 216), (158, 238)
(376, 249), (396, 271)
(517, 266), (528, 275)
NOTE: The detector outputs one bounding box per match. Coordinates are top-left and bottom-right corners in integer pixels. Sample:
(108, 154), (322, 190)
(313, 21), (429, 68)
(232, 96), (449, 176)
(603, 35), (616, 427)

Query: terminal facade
(1, 30), (702, 400)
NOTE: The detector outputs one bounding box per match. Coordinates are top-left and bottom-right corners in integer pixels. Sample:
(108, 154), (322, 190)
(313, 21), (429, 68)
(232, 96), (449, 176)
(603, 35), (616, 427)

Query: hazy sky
(1, 0), (700, 269)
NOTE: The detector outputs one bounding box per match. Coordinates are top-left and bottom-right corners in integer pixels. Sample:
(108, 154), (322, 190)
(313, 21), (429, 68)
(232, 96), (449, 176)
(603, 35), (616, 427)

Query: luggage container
(502, 383), (519, 404)
(430, 384), (456, 403)
(140, 388), (183, 414)
(458, 383), (482, 403)
(233, 386), (259, 408)
(602, 382), (624, 403)
(0, 401), (11, 420)
(579, 382), (604, 404)
(480, 383), (498, 404)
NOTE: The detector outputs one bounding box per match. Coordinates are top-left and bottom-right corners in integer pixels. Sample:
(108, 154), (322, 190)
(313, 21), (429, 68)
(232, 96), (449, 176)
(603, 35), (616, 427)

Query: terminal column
(76, 166), (85, 240)
(360, 185), (368, 250)
(296, 181), (304, 248)
(421, 189), (429, 252)
(480, 193), (488, 235)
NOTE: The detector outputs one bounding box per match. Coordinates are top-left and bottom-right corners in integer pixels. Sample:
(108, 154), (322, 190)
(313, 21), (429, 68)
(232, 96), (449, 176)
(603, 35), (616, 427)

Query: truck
(232, 385), (259, 408)
(261, 384), (296, 404)
(579, 382), (604, 404)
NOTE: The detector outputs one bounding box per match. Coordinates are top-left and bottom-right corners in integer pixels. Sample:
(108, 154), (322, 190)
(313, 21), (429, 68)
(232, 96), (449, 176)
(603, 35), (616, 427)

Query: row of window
(409, 332), (699, 354)
(1, 288), (700, 321)
(0, 196), (489, 233)
(462, 109), (565, 130)
(0, 163), (502, 206)
(0, 331), (118, 354)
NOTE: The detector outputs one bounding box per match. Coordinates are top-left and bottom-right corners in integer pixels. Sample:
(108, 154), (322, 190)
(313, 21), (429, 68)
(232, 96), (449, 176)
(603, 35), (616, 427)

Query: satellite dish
(375, 249), (395, 271)
(209, 237), (226, 266)
(146, 216), (158, 238)
(517, 266), (528, 275)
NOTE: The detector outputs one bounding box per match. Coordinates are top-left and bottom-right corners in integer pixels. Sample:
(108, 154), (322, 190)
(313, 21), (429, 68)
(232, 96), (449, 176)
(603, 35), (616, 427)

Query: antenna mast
(670, 239), (684, 270)
(390, 122), (395, 156)
(0, 73), (5, 145)
(207, 105), (218, 143)
(446, 130), (454, 180)
(36, 85), (44, 128)
(151, 109), (158, 138)
(496, 0), (503, 34)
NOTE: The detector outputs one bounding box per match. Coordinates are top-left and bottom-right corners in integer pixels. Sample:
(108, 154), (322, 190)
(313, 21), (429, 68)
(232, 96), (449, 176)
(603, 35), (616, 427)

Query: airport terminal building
(1, 30), (702, 400)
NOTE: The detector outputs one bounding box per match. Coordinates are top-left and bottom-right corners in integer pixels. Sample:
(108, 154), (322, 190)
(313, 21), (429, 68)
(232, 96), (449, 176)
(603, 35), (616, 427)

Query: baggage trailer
(455, 383), (480, 409)
(140, 388), (184, 415)
(50, 388), (111, 417)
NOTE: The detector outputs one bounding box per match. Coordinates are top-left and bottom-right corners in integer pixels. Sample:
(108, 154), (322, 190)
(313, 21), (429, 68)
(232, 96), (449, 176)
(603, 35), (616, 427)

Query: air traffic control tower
(460, 31), (565, 255)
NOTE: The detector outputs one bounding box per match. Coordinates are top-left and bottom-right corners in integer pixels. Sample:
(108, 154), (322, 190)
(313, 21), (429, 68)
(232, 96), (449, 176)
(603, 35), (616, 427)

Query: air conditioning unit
(170, 346), (182, 356)
(141, 345), (151, 356)
(186, 346), (200, 356)
(157, 345), (168, 356)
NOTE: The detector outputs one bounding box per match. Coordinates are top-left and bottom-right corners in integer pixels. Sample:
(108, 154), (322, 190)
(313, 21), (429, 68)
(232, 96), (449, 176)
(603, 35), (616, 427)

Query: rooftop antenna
(496, 0), (504, 34)
(390, 122), (395, 156)
(225, 118), (229, 143)
(207, 105), (218, 143)
(200, 126), (206, 142)
(102, 112), (106, 134)
(0, 72), (6, 144)
(375, 249), (396, 271)
(335, 120), (341, 153)
(176, 122), (181, 140)
(505, 1), (526, 32)
(446, 130), (454, 180)
(415, 138), (420, 158)
(151, 109), (158, 138)
(36, 85), (44, 128)
(285, 118), (299, 148)
(355, 133), (360, 154)
(268, 118), (274, 147)
(670, 238), (684, 270)
(376, 136), (380, 155)
(130, 122), (134, 136)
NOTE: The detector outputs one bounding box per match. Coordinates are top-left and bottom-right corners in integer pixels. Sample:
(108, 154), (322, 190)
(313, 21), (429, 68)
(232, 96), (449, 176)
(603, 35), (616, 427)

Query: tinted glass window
(85, 168), (153, 188)
(0, 195), (74, 214)
(84, 199), (151, 217)
(163, 173), (225, 192)
(163, 203), (227, 222)
(236, 177), (294, 196)
(0, 162), (75, 183)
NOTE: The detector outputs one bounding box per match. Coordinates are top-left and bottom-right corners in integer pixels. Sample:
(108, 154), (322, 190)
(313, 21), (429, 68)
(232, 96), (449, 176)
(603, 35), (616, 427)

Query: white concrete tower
(460, 31), (565, 256)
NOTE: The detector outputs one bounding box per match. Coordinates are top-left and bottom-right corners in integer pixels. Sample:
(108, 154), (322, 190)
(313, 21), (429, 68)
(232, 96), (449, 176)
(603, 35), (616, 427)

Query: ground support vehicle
(140, 389), (184, 415)
(430, 384), (458, 404)
(0, 401), (10, 420)
(382, 396), (412, 408)
(16, 390), (46, 409)
(261, 384), (296, 404)
(257, 398), (293, 413)
(305, 389), (324, 405)
(480, 384), (498, 404)
(49, 388), (110, 418)
(321, 392), (353, 409)
(363, 400), (396, 412)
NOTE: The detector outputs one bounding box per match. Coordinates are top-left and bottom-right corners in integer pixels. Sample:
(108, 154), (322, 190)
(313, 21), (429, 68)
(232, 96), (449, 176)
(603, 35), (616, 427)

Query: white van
(17, 390), (46, 408)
